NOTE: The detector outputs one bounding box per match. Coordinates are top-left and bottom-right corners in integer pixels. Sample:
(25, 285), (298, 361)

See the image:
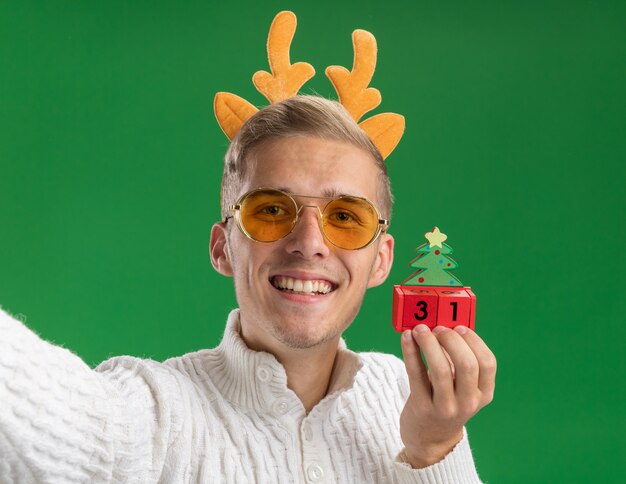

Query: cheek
(230, 242), (273, 283)
(344, 254), (376, 287)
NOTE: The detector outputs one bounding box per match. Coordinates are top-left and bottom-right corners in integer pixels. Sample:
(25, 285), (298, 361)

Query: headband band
(214, 10), (405, 159)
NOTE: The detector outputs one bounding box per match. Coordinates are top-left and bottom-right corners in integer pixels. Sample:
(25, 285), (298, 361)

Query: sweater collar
(210, 309), (363, 414)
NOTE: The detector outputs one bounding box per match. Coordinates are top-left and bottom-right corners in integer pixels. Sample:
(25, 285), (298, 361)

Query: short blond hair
(221, 95), (393, 221)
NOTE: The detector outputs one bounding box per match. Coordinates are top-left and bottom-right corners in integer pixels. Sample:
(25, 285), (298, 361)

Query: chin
(274, 331), (334, 350)
(271, 318), (342, 350)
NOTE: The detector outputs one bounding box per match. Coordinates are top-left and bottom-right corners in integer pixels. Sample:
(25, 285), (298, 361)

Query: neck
(276, 342), (339, 413)
(239, 323), (340, 413)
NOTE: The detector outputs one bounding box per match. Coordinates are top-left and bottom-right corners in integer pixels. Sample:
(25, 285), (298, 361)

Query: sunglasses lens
(236, 190), (382, 249)
(323, 197), (379, 249)
(238, 190), (297, 241)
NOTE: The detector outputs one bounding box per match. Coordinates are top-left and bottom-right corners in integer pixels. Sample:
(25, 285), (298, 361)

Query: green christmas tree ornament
(392, 227), (476, 332)
(403, 227), (463, 287)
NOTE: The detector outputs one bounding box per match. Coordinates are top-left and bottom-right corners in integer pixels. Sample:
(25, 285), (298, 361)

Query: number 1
(450, 301), (458, 321)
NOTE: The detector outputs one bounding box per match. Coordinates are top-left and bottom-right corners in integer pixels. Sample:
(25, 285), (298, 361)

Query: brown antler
(252, 11), (315, 103)
(214, 92), (258, 141)
(359, 113), (405, 159)
(215, 11), (404, 158)
(326, 30), (381, 122)
(214, 11), (315, 140)
(326, 29), (405, 159)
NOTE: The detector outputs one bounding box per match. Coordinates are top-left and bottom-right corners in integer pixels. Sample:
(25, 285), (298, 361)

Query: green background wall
(1, 1), (624, 482)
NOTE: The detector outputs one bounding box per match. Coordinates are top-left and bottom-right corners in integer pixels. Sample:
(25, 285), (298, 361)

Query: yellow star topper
(425, 226), (447, 248)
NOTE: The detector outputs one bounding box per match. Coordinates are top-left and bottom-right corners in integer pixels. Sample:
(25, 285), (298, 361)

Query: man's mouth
(270, 276), (336, 295)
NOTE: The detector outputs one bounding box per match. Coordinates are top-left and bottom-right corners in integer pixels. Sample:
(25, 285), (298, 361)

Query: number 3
(414, 300), (428, 321)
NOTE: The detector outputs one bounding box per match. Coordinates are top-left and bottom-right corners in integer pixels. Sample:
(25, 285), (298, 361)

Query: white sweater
(0, 306), (483, 483)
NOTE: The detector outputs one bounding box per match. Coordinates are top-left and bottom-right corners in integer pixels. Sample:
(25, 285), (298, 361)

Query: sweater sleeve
(0, 305), (177, 483)
(392, 427), (483, 484)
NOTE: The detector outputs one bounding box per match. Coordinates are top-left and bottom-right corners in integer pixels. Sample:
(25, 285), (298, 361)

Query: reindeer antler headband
(214, 11), (405, 159)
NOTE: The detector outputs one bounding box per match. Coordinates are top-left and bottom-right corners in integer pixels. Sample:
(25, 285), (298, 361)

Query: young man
(0, 96), (495, 482)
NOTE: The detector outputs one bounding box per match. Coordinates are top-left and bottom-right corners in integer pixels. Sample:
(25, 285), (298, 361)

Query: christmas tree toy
(392, 227), (476, 332)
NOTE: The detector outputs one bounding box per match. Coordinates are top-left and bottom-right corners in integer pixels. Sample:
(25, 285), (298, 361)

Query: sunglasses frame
(225, 187), (389, 250)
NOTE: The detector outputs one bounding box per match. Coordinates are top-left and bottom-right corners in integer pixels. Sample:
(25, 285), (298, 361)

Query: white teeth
(272, 276), (333, 295)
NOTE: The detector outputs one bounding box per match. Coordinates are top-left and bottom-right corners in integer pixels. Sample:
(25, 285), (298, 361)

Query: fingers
(400, 329), (431, 400)
(409, 325), (497, 412)
(432, 326), (497, 409)
(440, 347), (456, 379)
(452, 327), (497, 404)
(409, 325), (455, 406)
(432, 327), (479, 405)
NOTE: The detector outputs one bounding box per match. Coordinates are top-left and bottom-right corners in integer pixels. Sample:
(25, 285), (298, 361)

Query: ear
(210, 222), (233, 277)
(367, 233), (394, 288)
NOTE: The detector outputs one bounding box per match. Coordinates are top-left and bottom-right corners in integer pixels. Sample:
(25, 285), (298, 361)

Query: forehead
(243, 136), (381, 199)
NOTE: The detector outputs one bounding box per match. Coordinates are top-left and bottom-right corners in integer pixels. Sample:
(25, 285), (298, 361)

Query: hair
(221, 95), (393, 221)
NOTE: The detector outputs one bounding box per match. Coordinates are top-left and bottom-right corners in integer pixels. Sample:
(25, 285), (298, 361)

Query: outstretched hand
(399, 324), (496, 469)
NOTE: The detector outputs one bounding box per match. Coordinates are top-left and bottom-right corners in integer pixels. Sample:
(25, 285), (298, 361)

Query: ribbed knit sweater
(0, 306), (483, 483)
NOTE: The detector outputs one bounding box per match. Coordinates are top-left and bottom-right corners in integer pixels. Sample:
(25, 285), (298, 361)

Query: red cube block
(402, 287), (439, 330)
(465, 287), (476, 330)
(392, 286), (404, 331)
(392, 285), (477, 332)
(434, 287), (471, 328)
(392, 285), (439, 331)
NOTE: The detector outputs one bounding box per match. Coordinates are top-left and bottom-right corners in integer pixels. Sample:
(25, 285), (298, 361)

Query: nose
(283, 205), (330, 259)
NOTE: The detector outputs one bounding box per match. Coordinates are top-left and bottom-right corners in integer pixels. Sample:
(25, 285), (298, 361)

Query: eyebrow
(275, 186), (361, 198)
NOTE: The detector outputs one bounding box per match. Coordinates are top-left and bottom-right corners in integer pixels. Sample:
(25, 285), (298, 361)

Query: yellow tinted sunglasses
(225, 188), (389, 250)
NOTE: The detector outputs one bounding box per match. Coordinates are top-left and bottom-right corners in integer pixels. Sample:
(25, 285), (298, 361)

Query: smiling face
(210, 136), (394, 354)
